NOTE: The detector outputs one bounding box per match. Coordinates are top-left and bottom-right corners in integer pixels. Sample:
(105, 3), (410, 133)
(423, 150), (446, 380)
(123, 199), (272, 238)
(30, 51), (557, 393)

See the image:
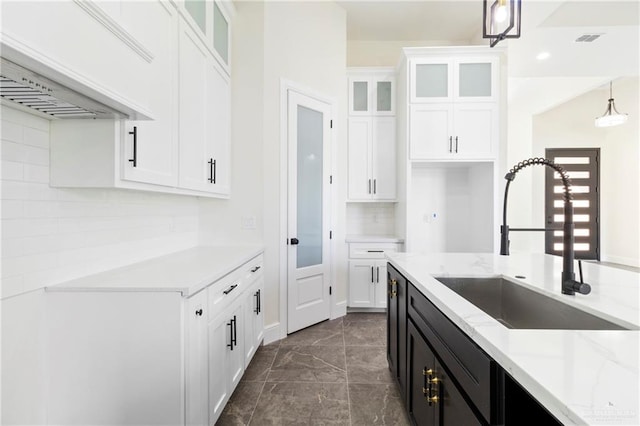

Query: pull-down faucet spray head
(500, 157), (591, 296)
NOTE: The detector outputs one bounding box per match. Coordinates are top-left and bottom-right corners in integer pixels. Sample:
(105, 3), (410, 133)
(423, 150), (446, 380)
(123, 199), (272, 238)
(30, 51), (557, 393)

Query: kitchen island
(386, 252), (639, 425)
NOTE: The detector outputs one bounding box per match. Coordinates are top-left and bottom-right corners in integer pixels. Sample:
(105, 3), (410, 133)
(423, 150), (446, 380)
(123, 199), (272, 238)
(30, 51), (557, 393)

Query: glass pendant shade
(595, 82), (628, 128)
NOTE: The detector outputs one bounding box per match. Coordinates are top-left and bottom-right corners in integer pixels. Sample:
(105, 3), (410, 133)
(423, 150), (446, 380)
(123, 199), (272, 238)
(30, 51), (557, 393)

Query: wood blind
(545, 148), (600, 260)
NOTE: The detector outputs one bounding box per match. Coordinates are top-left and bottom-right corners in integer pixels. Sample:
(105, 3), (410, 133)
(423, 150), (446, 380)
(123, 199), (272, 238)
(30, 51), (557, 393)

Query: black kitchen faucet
(500, 157), (591, 296)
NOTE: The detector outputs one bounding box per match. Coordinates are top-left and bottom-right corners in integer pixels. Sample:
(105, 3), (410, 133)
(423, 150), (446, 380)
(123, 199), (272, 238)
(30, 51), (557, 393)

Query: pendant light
(595, 81), (628, 128)
(483, 0), (522, 48)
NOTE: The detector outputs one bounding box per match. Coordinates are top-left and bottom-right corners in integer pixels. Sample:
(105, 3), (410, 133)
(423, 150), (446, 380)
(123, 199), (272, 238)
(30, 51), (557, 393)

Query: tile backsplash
(346, 203), (396, 236)
(1, 107), (199, 298)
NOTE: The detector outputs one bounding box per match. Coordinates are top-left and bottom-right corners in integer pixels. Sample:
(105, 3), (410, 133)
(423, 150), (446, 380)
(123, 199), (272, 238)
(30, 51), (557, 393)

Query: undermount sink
(434, 277), (634, 330)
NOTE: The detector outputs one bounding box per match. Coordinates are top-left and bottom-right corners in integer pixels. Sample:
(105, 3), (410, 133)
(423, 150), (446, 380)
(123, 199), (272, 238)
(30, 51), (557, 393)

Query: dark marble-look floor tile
(250, 382), (350, 425)
(349, 383), (409, 426)
(344, 316), (387, 346)
(346, 346), (394, 384)
(215, 381), (263, 426)
(344, 312), (386, 323)
(267, 345), (347, 383)
(242, 344), (279, 382)
(281, 318), (344, 346)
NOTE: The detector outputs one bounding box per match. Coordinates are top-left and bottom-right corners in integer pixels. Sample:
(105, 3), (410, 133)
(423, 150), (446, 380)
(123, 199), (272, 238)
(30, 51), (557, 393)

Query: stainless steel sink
(434, 277), (634, 330)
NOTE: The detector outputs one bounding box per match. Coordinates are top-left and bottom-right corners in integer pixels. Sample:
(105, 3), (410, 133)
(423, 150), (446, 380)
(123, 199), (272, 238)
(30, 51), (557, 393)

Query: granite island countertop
(386, 251), (639, 426)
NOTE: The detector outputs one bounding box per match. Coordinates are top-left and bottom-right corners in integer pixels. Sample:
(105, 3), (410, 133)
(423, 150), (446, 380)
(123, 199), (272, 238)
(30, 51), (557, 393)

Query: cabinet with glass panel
(407, 52), (500, 160)
(181, 0), (232, 74)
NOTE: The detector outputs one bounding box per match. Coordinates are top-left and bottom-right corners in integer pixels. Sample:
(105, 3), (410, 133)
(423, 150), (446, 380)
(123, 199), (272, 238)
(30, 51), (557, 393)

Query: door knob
(290, 238), (299, 245)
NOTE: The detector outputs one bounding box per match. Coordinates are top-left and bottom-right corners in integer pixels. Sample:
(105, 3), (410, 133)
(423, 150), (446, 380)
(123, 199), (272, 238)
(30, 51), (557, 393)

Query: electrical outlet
(241, 216), (256, 230)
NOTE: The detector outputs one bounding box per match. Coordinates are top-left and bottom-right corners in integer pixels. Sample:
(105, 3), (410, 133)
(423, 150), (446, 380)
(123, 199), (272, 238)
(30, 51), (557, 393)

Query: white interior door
(287, 90), (332, 334)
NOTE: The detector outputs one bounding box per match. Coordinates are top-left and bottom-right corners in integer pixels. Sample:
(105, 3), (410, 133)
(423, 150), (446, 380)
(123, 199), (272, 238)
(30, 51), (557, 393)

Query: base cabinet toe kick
(387, 263), (561, 426)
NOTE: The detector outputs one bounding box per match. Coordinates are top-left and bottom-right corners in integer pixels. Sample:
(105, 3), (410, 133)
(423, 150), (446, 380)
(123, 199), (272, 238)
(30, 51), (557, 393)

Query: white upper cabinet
(180, 0), (233, 74)
(348, 70), (395, 116)
(410, 56), (498, 103)
(347, 68), (397, 202)
(407, 51), (500, 160)
(178, 19), (230, 196)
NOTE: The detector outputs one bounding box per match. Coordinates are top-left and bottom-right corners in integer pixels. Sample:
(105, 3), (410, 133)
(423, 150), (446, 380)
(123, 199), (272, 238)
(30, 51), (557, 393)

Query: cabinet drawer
(349, 242), (400, 259)
(241, 255), (264, 285)
(408, 283), (499, 424)
(208, 267), (245, 315)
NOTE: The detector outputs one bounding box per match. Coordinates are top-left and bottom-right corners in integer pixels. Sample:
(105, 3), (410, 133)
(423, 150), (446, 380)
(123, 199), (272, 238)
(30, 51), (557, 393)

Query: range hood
(1, 57), (143, 120)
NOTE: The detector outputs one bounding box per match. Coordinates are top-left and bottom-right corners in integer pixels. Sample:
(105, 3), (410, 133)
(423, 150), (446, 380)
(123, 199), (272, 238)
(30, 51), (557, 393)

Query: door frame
(279, 79), (337, 339)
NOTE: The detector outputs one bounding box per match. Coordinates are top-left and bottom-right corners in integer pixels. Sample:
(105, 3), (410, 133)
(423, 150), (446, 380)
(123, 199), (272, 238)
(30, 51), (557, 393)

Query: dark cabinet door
(436, 359), (482, 426)
(387, 265), (399, 377)
(387, 263), (408, 402)
(407, 319), (436, 426)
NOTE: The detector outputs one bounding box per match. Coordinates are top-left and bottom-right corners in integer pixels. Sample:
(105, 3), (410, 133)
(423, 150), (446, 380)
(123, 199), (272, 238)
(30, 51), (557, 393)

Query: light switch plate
(241, 216), (256, 230)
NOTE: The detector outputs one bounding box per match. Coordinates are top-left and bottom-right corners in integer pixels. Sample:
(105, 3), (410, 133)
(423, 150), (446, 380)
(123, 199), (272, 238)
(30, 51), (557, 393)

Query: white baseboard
(263, 322), (282, 345)
(347, 307), (386, 313)
(332, 300), (347, 319)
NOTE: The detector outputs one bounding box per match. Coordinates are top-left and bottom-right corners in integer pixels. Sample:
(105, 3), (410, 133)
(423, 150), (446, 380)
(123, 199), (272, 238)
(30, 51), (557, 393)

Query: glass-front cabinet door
(348, 71), (395, 115)
(411, 57), (497, 103)
(454, 57), (497, 102)
(181, 0), (232, 74)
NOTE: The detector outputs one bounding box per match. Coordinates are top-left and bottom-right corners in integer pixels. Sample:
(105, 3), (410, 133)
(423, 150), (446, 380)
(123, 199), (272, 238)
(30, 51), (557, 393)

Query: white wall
(1, 106), (199, 299)
(201, 2), (347, 332)
(531, 77), (639, 267)
(1, 105), (200, 422)
(347, 40), (468, 67)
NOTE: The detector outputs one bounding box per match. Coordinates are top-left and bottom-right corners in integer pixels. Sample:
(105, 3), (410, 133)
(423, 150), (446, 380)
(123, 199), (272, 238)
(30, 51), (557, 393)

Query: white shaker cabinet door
(409, 104), (454, 160)
(206, 60), (231, 196)
(348, 260), (376, 308)
(375, 262), (388, 308)
(208, 312), (231, 424)
(372, 117), (396, 200)
(186, 290), (209, 426)
(122, 2), (179, 187)
(178, 21), (213, 193)
(453, 103), (498, 159)
(348, 117), (373, 200)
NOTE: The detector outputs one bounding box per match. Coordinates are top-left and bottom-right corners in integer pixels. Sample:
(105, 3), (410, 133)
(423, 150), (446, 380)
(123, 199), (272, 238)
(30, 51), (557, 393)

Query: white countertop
(345, 234), (405, 243)
(46, 245), (264, 297)
(386, 252), (639, 426)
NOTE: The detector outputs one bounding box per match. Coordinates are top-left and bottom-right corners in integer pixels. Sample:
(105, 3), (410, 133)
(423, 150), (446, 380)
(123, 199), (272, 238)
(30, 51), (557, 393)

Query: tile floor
(215, 313), (410, 425)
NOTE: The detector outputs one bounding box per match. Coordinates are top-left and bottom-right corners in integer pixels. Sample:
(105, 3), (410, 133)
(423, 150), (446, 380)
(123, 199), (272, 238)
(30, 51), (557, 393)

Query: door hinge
(329, 286), (332, 295)
(330, 230), (333, 239)
(330, 120), (333, 128)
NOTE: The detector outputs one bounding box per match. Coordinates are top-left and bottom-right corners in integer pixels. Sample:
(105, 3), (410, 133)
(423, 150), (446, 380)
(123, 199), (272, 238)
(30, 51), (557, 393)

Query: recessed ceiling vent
(575, 34), (603, 43)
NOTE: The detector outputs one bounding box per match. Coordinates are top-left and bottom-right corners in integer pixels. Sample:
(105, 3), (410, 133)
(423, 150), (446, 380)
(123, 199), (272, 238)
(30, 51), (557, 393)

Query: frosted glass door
(185, 0), (206, 34)
(349, 78), (370, 115)
(411, 60), (451, 103)
(296, 105), (323, 268)
(454, 58), (497, 102)
(213, 2), (229, 67)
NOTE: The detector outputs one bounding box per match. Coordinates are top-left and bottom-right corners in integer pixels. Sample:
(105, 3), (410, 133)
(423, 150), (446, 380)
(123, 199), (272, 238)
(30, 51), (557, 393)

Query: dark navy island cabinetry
(387, 263), (562, 426)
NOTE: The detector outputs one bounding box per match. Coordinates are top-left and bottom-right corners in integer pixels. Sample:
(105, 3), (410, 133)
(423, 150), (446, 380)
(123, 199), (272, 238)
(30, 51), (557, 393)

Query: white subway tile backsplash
(346, 203), (396, 236)
(1, 107), (200, 298)
(1, 160), (24, 181)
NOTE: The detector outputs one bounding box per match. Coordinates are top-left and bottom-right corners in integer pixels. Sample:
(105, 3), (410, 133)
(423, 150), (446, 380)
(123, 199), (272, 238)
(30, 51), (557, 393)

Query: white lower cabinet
(348, 242), (401, 309)
(45, 253), (263, 426)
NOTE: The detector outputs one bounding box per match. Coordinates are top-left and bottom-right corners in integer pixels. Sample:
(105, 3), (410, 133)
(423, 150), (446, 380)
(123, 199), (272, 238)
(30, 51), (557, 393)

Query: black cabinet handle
(368, 179), (371, 194)
(455, 136), (459, 153)
(371, 266), (374, 283)
(449, 136), (452, 153)
(258, 289), (261, 313)
(223, 283), (238, 295)
(373, 179), (377, 194)
(128, 126), (137, 167)
(367, 250), (383, 253)
(232, 315), (237, 348)
(254, 290), (260, 314)
(227, 318), (234, 350)
(377, 266), (379, 283)
(208, 158), (216, 183)
(195, 308), (203, 316)
(290, 238), (299, 245)
(251, 266), (261, 273)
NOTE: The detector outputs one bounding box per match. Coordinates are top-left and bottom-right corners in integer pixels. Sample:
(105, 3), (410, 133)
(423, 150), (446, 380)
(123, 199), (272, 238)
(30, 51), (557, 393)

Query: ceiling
(337, 0), (639, 112)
